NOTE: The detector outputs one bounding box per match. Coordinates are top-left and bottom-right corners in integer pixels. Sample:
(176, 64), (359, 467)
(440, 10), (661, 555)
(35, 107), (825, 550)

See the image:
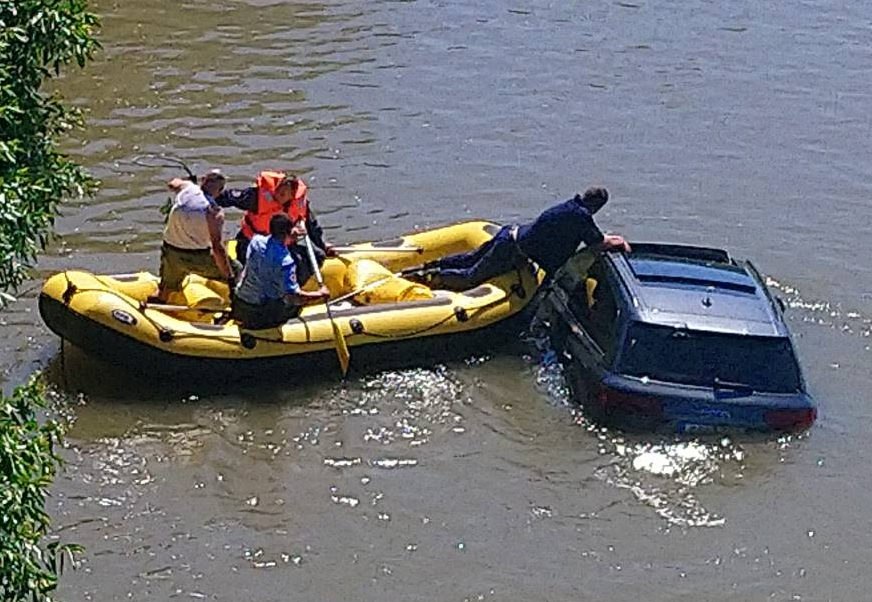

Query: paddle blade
(332, 321), (350, 377)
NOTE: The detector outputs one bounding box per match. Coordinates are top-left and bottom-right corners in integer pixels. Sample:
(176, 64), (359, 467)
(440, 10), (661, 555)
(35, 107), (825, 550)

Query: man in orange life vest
(215, 170), (336, 285)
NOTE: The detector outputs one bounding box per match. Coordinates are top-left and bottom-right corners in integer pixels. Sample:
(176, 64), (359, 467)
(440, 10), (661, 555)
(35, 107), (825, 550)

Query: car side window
(568, 259), (619, 357)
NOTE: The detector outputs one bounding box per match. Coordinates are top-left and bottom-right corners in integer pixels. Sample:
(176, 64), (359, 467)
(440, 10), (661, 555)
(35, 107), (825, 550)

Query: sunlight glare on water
(528, 327), (746, 528)
(767, 276), (872, 341)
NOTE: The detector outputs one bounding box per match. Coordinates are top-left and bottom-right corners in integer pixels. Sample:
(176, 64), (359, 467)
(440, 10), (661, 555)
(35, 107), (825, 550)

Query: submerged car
(542, 243), (816, 433)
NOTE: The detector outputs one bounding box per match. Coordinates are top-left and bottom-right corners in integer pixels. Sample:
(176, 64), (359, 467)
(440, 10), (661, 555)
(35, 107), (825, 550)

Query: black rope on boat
(53, 270), (531, 350)
(164, 267), (530, 346)
(355, 271), (530, 340)
(510, 267), (527, 299)
(355, 312), (457, 339)
(58, 273), (177, 340)
(62, 282), (77, 305)
(240, 331), (343, 346)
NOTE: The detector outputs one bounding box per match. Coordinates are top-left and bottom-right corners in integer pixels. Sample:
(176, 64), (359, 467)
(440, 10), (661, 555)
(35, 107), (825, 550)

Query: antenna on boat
(131, 154), (198, 183)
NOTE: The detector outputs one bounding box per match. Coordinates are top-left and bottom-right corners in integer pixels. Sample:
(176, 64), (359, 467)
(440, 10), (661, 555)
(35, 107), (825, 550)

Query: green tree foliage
(0, 0), (100, 304)
(1, 1), (99, 600)
(0, 378), (82, 601)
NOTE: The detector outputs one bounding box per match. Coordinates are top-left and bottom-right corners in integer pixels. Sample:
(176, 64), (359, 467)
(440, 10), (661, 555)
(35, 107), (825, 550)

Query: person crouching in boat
(404, 187), (631, 291)
(231, 213), (331, 330)
(155, 171), (233, 301)
(215, 170), (336, 285)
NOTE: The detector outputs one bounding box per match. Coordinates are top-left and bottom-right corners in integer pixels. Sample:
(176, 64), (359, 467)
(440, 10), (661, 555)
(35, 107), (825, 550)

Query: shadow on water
(42, 334), (535, 401)
(45, 340), (480, 472)
(42, 342), (337, 402)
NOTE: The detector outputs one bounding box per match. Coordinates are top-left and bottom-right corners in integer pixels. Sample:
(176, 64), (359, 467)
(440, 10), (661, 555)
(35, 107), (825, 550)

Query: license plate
(676, 422), (719, 434)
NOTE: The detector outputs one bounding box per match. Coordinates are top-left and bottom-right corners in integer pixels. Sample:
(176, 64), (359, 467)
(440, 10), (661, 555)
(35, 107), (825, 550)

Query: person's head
(579, 186), (609, 214)
(274, 175), (300, 206)
(200, 169), (226, 198)
(269, 213), (296, 244)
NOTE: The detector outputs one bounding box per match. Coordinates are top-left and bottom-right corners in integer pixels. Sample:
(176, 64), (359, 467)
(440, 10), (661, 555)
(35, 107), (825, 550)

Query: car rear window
(617, 322), (802, 393)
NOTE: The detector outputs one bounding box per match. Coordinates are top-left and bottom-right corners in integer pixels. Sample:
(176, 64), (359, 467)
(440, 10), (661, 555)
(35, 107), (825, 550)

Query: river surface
(1, 0), (871, 600)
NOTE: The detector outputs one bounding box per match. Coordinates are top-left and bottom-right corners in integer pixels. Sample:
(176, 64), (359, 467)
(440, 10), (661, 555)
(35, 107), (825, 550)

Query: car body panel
(599, 373), (816, 432)
(544, 244), (816, 433)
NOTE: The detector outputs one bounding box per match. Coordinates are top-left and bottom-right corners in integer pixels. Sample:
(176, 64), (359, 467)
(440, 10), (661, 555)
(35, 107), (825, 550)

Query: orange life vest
(240, 170), (309, 239)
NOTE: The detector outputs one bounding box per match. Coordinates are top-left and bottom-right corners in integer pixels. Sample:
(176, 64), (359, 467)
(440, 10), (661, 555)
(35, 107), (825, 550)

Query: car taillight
(764, 408), (816, 431)
(596, 385), (663, 419)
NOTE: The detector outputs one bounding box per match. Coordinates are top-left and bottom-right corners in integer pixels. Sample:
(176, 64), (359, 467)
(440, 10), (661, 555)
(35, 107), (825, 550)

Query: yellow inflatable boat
(39, 221), (544, 375)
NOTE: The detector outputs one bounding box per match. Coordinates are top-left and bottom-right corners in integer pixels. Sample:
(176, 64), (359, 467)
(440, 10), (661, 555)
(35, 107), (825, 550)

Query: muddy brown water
(2, 0), (871, 600)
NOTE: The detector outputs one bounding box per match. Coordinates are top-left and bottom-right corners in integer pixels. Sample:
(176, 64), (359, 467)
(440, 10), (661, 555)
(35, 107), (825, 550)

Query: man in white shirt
(156, 171), (232, 301)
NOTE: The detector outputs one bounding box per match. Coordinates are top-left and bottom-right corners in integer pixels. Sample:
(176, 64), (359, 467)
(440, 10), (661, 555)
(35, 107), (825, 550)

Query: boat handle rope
(58, 276), (434, 347)
(241, 284), (519, 346)
(309, 288), (517, 342)
(58, 270), (529, 348)
(59, 273), (240, 345)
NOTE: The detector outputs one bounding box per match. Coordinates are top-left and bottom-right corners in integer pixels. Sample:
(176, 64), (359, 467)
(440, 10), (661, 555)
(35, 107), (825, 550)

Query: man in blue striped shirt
(231, 214), (330, 330)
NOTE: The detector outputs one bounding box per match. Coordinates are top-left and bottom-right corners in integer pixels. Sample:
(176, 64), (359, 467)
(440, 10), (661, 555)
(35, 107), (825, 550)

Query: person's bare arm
(600, 234), (631, 253)
(167, 177), (191, 193)
(286, 286), (330, 306)
(206, 206), (232, 279)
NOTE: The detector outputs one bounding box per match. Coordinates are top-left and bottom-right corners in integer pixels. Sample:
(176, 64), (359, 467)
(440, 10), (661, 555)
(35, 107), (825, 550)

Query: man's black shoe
(403, 268), (438, 285)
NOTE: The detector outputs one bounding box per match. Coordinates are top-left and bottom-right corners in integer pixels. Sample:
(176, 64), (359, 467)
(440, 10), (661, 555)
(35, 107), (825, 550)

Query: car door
(549, 256), (621, 400)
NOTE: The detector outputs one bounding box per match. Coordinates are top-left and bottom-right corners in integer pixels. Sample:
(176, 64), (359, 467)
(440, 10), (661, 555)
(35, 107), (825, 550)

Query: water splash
(371, 457), (418, 469)
(330, 493), (360, 508)
(767, 276), (872, 340)
(319, 366), (469, 463)
(526, 318), (744, 528)
(323, 457), (362, 468)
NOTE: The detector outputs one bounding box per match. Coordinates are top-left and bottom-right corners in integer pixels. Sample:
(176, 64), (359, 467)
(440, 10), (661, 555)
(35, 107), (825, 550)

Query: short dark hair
(278, 175), (299, 191)
(269, 213), (294, 238)
(580, 186), (608, 211)
(201, 169), (226, 186)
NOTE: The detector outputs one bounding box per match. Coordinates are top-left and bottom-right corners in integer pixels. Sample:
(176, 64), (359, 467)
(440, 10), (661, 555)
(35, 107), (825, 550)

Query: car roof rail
(628, 243), (732, 264)
(744, 259), (784, 312)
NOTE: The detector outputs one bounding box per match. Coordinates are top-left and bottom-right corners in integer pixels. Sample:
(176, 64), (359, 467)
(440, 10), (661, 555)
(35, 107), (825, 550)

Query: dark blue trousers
(432, 225), (522, 290)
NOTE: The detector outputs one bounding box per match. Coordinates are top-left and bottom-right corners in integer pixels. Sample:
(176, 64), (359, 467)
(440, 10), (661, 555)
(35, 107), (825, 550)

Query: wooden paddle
(305, 235), (350, 376)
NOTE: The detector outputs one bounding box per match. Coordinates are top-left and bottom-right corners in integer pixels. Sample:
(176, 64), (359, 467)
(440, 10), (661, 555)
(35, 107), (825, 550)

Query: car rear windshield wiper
(713, 377), (755, 392)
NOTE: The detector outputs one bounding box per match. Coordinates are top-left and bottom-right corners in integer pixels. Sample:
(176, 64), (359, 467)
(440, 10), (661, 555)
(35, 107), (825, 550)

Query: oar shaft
(306, 235), (351, 376)
(328, 273), (399, 306)
(305, 236), (328, 288)
(332, 246), (423, 254)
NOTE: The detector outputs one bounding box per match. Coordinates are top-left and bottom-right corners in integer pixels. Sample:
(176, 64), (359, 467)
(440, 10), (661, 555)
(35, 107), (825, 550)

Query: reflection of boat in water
(39, 221), (544, 375)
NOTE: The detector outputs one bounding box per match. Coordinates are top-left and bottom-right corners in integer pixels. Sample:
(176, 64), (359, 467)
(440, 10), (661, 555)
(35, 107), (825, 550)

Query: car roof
(606, 243), (788, 337)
